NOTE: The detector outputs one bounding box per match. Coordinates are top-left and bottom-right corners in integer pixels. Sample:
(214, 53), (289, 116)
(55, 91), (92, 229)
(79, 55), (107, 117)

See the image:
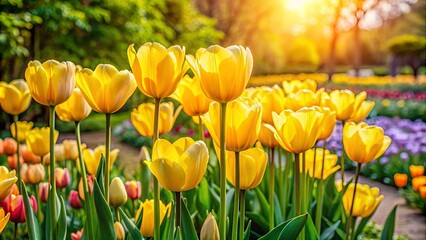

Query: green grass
(56, 111), (131, 133)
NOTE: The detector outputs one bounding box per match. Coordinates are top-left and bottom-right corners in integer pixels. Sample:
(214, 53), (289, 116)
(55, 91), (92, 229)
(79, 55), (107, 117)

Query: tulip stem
(35, 184), (42, 222)
(13, 222), (18, 240)
(294, 153), (301, 216)
(282, 150), (291, 219)
(269, 147), (275, 230)
(49, 105), (57, 237)
(115, 207), (120, 222)
(105, 113), (111, 202)
(278, 148), (285, 218)
(175, 191), (181, 228)
(345, 163), (361, 240)
(13, 115), (21, 191)
(198, 115), (204, 141)
(153, 98), (161, 240)
(239, 190), (246, 239)
(232, 151), (240, 240)
(315, 141), (327, 234)
(300, 152), (306, 240)
(75, 121), (96, 240)
(340, 121), (346, 188)
(219, 102), (228, 240)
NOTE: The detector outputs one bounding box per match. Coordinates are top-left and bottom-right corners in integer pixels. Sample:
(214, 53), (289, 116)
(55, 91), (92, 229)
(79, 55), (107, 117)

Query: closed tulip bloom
(0, 208), (10, 233)
(172, 75), (212, 116)
(317, 108), (336, 140)
(56, 88), (92, 122)
(0, 166), (18, 201)
(127, 43), (187, 99)
(253, 86), (286, 125)
(109, 177), (127, 207)
(0, 139), (3, 155)
(43, 143), (65, 165)
(342, 183), (383, 218)
(63, 140), (82, 160)
(83, 145), (120, 175)
(394, 173), (408, 188)
(0, 79), (31, 115)
(7, 155), (23, 170)
(409, 165), (424, 178)
(69, 190), (82, 209)
(187, 45), (253, 103)
(282, 79), (317, 95)
(26, 127), (58, 157)
(420, 186), (426, 199)
(125, 180), (141, 200)
(200, 213), (220, 240)
(21, 145), (41, 164)
(329, 90), (367, 121)
(25, 60), (76, 106)
(26, 164), (45, 185)
(146, 138), (209, 192)
(412, 176), (426, 191)
(203, 98), (262, 152)
(55, 168), (71, 189)
(10, 121), (33, 142)
(114, 221), (125, 240)
(78, 175), (94, 200)
(226, 146), (267, 190)
(38, 182), (49, 203)
(266, 107), (324, 154)
(9, 195), (26, 223)
(131, 102), (182, 137)
(135, 199), (171, 237)
(300, 148), (340, 180)
(3, 138), (17, 155)
(285, 89), (322, 111)
(258, 124), (280, 148)
(77, 64), (136, 113)
(347, 100), (375, 123)
(71, 229), (83, 240)
(343, 122), (391, 164)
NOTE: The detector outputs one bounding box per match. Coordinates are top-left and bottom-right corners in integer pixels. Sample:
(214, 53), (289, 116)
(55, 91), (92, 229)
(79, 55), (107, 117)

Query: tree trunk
(327, 33), (338, 81)
(353, 22), (361, 77)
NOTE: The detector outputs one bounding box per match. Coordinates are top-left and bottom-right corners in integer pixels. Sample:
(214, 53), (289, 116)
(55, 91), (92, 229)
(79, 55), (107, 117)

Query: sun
(286, 0), (310, 11)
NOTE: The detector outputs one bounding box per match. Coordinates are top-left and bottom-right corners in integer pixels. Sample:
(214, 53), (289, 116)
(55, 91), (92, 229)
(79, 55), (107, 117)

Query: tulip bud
(55, 168), (71, 189)
(0, 139), (4, 155)
(412, 176), (426, 191)
(200, 213), (220, 240)
(109, 177), (127, 207)
(71, 229), (83, 240)
(394, 173), (408, 188)
(20, 163), (30, 183)
(44, 144), (65, 165)
(125, 180), (141, 200)
(78, 175), (94, 200)
(38, 182), (49, 203)
(27, 164), (45, 185)
(409, 165), (424, 178)
(9, 195), (35, 223)
(114, 221), (125, 240)
(420, 186), (426, 199)
(7, 154), (24, 170)
(3, 138), (17, 155)
(21, 145), (41, 164)
(69, 190), (82, 209)
(63, 140), (80, 160)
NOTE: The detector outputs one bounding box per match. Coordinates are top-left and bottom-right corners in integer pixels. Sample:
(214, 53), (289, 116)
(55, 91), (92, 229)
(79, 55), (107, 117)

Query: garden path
(59, 132), (426, 240)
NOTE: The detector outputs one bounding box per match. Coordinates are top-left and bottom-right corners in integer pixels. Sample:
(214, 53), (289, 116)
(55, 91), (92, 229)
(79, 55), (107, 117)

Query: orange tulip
(409, 165), (424, 178)
(393, 173), (408, 188)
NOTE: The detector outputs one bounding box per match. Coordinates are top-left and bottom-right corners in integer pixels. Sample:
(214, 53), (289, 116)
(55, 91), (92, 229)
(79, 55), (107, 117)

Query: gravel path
(59, 131), (426, 239)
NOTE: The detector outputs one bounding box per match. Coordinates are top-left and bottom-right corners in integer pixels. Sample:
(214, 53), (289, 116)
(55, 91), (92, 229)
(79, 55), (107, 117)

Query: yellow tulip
(0, 166), (18, 201)
(83, 145), (120, 175)
(317, 108), (336, 140)
(109, 177), (127, 207)
(343, 122), (391, 164)
(282, 79), (317, 95)
(203, 98), (262, 152)
(225, 145), (267, 190)
(171, 75), (212, 117)
(200, 213), (220, 240)
(0, 79), (31, 115)
(146, 138), (209, 192)
(114, 221), (125, 240)
(347, 100), (375, 123)
(252, 86), (285, 125)
(131, 102), (182, 137)
(25, 60), (76, 106)
(342, 183), (383, 218)
(10, 121), (33, 142)
(56, 88), (92, 122)
(285, 89), (323, 111)
(26, 127), (59, 157)
(266, 107), (324, 154)
(127, 42), (187, 99)
(63, 139), (84, 160)
(77, 64), (136, 113)
(187, 45), (253, 103)
(135, 199), (171, 237)
(300, 148), (340, 180)
(43, 143), (65, 165)
(0, 208), (10, 233)
(258, 123), (280, 148)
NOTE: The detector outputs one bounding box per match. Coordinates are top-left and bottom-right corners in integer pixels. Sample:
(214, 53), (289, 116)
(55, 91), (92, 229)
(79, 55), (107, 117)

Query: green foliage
(386, 35), (426, 57)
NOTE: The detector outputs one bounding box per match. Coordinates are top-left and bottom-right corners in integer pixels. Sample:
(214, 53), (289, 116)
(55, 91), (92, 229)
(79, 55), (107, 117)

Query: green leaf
(323, 218), (345, 239)
(45, 188), (60, 240)
(304, 214), (319, 240)
(96, 154), (105, 195)
(354, 208), (378, 239)
(320, 220), (341, 240)
(119, 208), (144, 240)
(246, 212), (268, 233)
(181, 198), (198, 240)
(380, 205), (398, 240)
(243, 220), (252, 240)
(274, 193), (283, 224)
(254, 188), (270, 221)
(258, 214), (307, 240)
(57, 195), (67, 240)
(93, 179), (116, 239)
(21, 181), (42, 240)
(161, 201), (176, 240)
(174, 227), (183, 240)
(196, 178), (211, 219)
